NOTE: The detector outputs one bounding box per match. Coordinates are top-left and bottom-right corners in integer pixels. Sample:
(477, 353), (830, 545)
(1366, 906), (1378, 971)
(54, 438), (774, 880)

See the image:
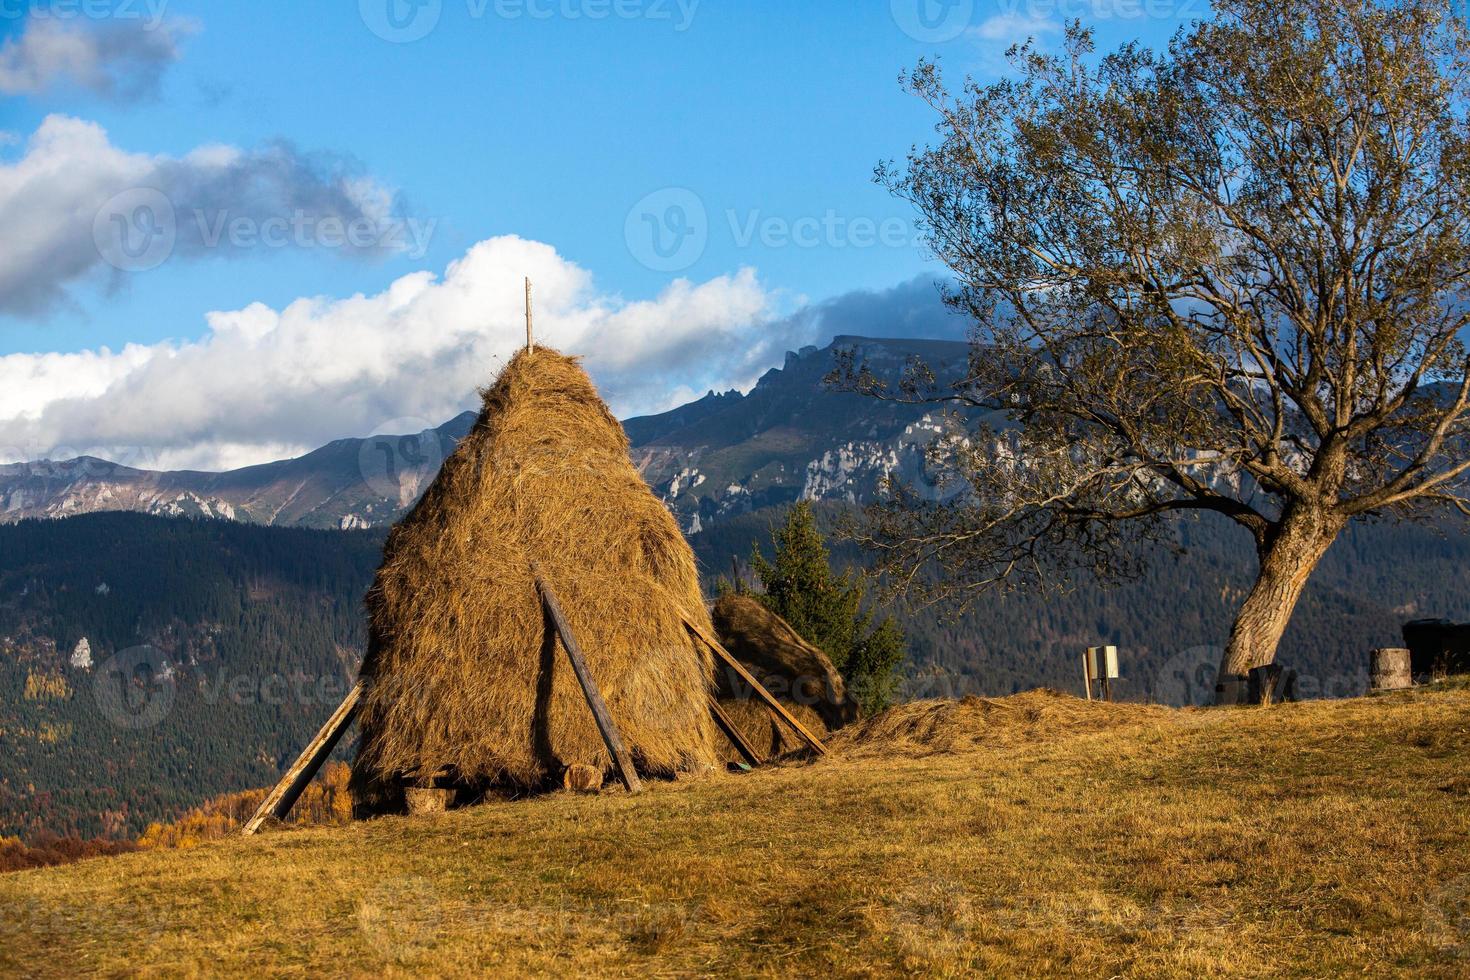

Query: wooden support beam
(708, 695), (763, 767)
(242, 680), (362, 836)
(534, 569), (642, 794)
(681, 614), (828, 756)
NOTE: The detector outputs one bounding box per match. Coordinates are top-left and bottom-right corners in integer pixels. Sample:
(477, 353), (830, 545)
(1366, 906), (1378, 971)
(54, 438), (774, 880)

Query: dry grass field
(2, 685), (1468, 977)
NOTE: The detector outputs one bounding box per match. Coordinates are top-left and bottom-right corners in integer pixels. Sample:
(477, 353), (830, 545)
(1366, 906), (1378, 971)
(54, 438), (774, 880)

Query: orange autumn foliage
(137, 762), (354, 850)
(0, 833), (137, 873)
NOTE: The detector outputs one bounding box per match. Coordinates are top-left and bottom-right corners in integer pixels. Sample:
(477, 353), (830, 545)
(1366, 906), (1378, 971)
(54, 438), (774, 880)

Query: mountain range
(0, 337), (980, 532)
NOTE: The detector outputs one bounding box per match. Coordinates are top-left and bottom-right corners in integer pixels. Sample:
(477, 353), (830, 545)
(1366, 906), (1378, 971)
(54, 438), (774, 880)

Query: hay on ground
(711, 594), (859, 729)
(352, 348), (718, 813)
(827, 689), (1172, 757)
(714, 699), (830, 764)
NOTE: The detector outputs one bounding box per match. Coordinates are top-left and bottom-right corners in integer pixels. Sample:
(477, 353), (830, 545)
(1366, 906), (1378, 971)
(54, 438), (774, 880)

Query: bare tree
(833, 0), (1470, 702)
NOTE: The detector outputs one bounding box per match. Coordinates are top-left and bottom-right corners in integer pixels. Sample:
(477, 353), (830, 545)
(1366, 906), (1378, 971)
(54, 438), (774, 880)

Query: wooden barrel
(1369, 647), (1413, 692)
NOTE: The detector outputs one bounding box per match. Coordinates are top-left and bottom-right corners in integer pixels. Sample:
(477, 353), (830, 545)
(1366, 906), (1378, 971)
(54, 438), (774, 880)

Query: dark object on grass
(1402, 620), (1470, 682)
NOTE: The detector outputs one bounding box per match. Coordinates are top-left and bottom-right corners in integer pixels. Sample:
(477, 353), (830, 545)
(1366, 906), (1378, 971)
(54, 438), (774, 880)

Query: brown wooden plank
(681, 614), (829, 756)
(534, 571), (643, 794)
(708, 695), (764, 767)
(242, 680), (362, 835)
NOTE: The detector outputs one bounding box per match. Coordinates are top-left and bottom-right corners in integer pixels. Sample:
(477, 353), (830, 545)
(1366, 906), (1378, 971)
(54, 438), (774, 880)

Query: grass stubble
(2, 684), (1468, 978)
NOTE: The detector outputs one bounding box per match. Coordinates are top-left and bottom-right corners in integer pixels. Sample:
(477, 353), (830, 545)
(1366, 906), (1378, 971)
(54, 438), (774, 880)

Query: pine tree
(749, 501), (906, 713)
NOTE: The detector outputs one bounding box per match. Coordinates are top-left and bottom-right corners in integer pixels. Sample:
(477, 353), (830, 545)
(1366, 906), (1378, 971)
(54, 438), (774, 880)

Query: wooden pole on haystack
(533, 564), (642, 793)
(708, 696), (763, 767)
(680, 613), (829, 756)
(242, 680), (362, 835)
(525, 277), (534, 352)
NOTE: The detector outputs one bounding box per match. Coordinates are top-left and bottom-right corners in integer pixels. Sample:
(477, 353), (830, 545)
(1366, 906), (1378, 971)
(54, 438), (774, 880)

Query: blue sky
(0, 1), (1198, 468)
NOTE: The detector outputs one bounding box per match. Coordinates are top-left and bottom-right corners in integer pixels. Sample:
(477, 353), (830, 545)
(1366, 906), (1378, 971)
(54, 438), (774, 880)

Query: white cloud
(0, 115), (422, 316)
(0, 15), (193, 101)
(969, 12), (1060, 44)
(0, 236), (787, 470)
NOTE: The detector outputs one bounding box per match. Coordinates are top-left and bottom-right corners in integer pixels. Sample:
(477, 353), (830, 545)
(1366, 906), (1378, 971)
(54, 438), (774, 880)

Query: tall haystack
(351, 347), (718, 812)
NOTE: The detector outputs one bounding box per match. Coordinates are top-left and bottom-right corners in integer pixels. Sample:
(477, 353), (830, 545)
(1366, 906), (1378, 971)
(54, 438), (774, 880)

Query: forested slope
(3, 504), (1467, 840)
(0, 514), (382, 838)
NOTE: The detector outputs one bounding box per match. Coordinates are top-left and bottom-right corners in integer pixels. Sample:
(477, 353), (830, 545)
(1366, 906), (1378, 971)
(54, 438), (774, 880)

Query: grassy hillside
(3, 685), (1468, 977)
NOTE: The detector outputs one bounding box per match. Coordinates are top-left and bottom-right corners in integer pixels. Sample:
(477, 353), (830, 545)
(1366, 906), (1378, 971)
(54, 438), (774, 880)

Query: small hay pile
(713, 699), (830, 764)
(711, 594), (859, 729)
(352, 348), (717, 812)
(827, 689), (1173, 758)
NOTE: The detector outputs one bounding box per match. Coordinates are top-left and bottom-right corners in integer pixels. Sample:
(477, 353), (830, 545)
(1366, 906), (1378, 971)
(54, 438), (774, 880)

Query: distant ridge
(0, 337), (980, 532)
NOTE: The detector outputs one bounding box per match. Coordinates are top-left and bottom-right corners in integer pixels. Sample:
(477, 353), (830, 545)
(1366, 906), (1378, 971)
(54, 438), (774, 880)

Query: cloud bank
(0, 236), (787, 469)
(0, 231), (958, 471)
(0, 14), (190, 101)
(0, 115), (419, 316)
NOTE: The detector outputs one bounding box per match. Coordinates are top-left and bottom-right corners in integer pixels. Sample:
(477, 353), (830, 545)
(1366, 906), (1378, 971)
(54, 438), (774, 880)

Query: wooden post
(1082, 650), (1093, 701)
(242, 680), (362, 835)
(534, 569), (642, 793)
(524, 277), (533, 352)
(681, 613), (828, 756)
(708, 696), (763, 767)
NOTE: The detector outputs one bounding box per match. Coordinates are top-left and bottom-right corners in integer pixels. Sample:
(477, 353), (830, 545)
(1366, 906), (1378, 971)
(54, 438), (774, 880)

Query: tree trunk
(1213, 506), (1344, 705)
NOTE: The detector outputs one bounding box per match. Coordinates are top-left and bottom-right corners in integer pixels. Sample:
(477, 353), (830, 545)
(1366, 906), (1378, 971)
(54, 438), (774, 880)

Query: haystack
(827, 690), (1171, 758)
(711, 594), (859, 729)
(351, 348), (718, 812)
